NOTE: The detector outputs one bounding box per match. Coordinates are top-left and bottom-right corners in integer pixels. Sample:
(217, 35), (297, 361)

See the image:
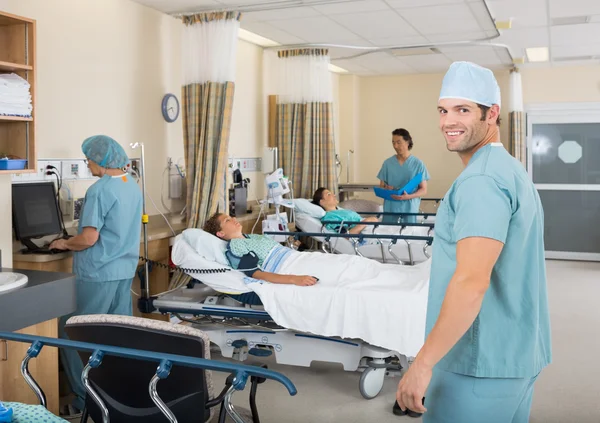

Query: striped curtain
(274, 48), (336, 199)
(510, 111), (526, 167)
(181, 12), (240, 228)
(183, 82), (235, 228)
(277, 101), (336, 199)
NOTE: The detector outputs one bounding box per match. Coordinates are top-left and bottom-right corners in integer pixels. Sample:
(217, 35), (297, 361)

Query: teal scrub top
(377, 155), (430, 223)
(427, 143), (552, 378)
(73, 174), (143, 283)
(321, 208), (362, 232)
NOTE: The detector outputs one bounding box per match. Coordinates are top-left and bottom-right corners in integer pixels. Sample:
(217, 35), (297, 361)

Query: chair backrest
(65, 315), (215, 423)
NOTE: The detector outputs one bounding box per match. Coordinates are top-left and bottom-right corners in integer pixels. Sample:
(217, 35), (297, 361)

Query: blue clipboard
(374, 172), (423, 200)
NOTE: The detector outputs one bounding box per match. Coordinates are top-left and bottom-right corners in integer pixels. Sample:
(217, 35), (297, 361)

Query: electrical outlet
(61, 159), (91, 180)
(34, 160), (62, 181)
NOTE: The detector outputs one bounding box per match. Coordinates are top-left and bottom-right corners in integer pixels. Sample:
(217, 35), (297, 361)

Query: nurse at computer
(377, 128), (430, 224)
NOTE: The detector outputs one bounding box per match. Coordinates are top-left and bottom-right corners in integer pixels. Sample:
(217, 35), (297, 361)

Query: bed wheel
(359, 367), (385, 399)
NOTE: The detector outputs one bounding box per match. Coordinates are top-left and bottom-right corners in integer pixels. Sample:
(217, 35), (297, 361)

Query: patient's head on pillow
(203, 213), (243, 241)
(312, 187), (338, 212)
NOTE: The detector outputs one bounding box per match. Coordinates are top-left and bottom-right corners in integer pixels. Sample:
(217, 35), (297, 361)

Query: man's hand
(396, 360), (431, 414)
(391, 191), (412, 201)
(49, 239), (69, 250)
(288, 275), (318, 286)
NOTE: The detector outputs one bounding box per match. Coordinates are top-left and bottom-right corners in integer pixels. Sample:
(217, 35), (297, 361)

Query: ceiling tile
(549, 0), (600, 18)
(329, 10), (419, 40)
(398, 4), (481, 35)
(496, 27), (550, 57)
(552, 44), (600, 58)
(387, 0), (465, 8)
(368, 35), (430, 47)
(485, 0), (549, 29)
(329, 59), (371, 73)
(243, 7), (321, 22)
(311, 0), (390, 15)
(426, 31), (488, 43)
(551, 23), (600, 46)
(396, 54), (453, 72)
(467, 0), (498, 32)
(134, 0), (221, 13)
(217, 0), (295, 4)
(268, 16), (366, 43)
(241, 21), (307, 44)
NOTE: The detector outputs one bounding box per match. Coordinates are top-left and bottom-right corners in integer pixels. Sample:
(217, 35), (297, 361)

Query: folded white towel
(0, 73), (30, 88)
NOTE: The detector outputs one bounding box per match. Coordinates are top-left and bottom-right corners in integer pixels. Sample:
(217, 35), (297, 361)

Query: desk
(0, 269), (75, 415)
(13, 210), (265, 321)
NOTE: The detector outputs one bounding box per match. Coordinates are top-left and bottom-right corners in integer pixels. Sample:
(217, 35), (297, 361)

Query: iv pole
(130, 142), (150, 300)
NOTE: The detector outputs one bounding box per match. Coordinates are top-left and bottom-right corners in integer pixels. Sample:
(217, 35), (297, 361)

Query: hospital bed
(0, 316), (295, 423)
(140, 232), (432, 400)
(292, 198), (435, 264)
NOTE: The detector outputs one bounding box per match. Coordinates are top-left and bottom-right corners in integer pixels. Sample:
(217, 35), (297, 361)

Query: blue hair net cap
(81, 135), (129, 169)
(439, 61), (501, 108)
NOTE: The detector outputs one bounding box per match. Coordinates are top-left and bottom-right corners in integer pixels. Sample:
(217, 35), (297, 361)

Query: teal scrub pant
(423, 369), (539, 423)
(58, 278), (133, 411)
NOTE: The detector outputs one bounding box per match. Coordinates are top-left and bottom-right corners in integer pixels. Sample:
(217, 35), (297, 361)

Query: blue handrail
(0, 331), (297, 395)
(320, 220), (435, 228)
(356, 211), (437, 217)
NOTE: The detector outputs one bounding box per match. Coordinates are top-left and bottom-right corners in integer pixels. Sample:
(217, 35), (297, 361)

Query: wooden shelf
(0, 12), (35, 26)
(0, 169), (34, 175)
(0, 115), (33, 122)
(0, 61), (32, 72)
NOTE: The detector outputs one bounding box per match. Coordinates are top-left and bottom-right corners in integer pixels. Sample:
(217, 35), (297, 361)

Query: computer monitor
(12, 182), (63, 252)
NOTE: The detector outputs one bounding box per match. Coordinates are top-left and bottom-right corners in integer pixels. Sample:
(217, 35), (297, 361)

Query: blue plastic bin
(0, 159), (27, 170)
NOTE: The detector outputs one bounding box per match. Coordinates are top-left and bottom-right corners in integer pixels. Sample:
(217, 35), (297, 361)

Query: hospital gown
(377, 155), (429, 224)
(321, 207), (362, 232)
(228, 234), (280, 268)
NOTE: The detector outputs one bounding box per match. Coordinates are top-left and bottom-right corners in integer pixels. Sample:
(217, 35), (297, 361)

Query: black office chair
(65, 315), (262, 423)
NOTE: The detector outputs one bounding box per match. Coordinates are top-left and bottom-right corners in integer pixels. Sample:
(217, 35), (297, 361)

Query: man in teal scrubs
(395, 62), (551, 422)
(50, 135), (143, 415)
(377, 128), (429, 224)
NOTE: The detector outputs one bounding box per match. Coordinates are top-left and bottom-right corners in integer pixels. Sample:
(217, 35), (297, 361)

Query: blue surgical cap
(439, 61), (501, 108)
(81, 135), (129, 169)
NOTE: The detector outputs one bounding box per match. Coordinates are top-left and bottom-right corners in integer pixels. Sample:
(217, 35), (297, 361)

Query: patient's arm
(348, 216), (379, 234)
(252, 270), (317, 286)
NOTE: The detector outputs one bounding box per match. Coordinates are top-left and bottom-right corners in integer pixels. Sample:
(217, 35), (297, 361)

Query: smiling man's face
(438, 99), (490, 153)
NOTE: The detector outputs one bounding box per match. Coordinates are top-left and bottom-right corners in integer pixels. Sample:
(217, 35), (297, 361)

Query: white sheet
(172, 235), (430, 357)
(252, 250), (430, 357)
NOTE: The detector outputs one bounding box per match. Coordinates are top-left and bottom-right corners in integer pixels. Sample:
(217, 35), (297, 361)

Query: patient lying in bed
(187, 215), (431, 357)
(312, 187), (379, 234)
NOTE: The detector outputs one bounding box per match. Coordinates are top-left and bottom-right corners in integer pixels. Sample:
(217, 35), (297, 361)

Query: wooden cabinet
(0, 319), (59, 415)
(0, 11), (36, 175)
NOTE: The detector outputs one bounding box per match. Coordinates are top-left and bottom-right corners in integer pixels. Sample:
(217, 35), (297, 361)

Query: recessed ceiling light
(526, 47), (549, 62)
(238, 28), (280, 47)
(554, 55), (598, 62)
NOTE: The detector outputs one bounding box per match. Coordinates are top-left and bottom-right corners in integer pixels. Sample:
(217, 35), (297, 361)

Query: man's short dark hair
(477, 104), (501, 125)
(392, 128), (414, 150)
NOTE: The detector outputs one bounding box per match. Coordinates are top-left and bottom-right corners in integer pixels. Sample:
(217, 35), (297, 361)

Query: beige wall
(0, 0), (272, 265)
(521, 66), (600, 104)
(339, 71), (510, 199)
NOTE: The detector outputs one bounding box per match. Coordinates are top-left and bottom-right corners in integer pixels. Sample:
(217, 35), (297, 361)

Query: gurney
(144, 231), (432, 400)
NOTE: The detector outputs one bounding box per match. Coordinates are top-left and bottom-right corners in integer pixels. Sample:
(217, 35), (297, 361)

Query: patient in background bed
(312, 187), (379, 233)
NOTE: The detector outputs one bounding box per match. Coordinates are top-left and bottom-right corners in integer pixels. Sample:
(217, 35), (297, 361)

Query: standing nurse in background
(377, 128), (429, 223)
(50, 135), (143, 416)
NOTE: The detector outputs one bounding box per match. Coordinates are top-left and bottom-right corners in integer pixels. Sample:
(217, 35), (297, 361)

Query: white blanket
(171, 235), (430, 358)
(252, 249), (430, 357)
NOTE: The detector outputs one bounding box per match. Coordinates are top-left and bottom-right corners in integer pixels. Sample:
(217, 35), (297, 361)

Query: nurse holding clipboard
(377, 128), (430, 223)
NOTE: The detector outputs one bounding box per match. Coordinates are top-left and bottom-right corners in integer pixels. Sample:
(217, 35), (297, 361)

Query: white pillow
(181, 229), (229, 266)
(171, 235), (251, 294)
(294, 198), (325, 219)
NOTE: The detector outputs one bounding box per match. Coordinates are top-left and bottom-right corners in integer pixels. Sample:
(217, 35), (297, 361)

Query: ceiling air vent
(551, 15), (590, 26)
(554, 55), (598, 62)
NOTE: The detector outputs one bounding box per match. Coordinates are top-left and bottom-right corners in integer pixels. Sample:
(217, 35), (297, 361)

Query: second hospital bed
(292, 198), (434, 264)
(146, 230), (431, 400)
